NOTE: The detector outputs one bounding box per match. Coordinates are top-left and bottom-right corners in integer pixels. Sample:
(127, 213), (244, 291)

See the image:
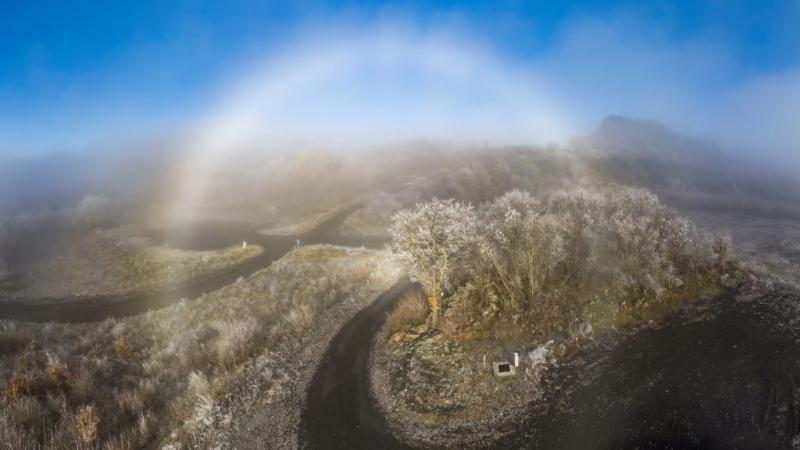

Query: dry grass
(0, 245), (401, 449)
(386, 290), (427, 335)
(75, 405), (99, 445)
(69, 366), (94, 403)
(0, 332), (29, 355)
(5, 226), (263, 301)
(0, 412), (26, 449)
(213, 318), (259, 367)
(112, 336), (135, 360)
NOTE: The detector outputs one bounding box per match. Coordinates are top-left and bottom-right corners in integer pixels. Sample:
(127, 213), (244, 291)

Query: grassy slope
(4, 226), (262, 300)
(0, 245), (400, 449)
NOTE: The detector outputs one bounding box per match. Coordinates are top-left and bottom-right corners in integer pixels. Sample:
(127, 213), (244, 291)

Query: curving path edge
(300, 280), (414, 450)
(0, 203), (374, 323)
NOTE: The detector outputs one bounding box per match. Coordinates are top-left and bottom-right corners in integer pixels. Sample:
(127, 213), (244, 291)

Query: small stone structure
(492, 361), (516, 378)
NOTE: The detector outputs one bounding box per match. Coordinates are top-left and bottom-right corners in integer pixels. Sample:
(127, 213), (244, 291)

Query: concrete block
(493, 361), (516, 377)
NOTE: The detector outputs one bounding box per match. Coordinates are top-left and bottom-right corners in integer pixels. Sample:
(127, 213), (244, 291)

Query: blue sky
(1, 1), (799, 157)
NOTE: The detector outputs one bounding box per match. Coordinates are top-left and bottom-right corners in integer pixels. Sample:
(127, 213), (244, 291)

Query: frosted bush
(390, 198), (477, 327)
(188, 371), (211, 397)
(392, 184), (714, 339)
(287, 303), (314, 333)
(213, 319), (259, 367)
(478, 190), (567, 316)
(186, 394), (231, 450)
(528, 341), (552, 369)
(486, 185), (698, 306)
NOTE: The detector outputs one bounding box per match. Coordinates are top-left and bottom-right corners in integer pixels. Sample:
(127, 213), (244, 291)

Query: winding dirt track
(301, 280), (413, 450)
(0, 204), (377, 323)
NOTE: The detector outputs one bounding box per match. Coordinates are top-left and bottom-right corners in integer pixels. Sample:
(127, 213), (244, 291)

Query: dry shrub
(172, 403), (193, 424)
(4, 374), (33, 400)
(137, 378), (157, 399)
(103, 427), (138, 450)
(113, 336), (135, 359)
(15, 350), (34, 370)
(350, 261), (373, 280)
(137, 412), (153, 442)
(70, 366), (94, 402)
(287, 303), (314, 333)
(118, 389), (145, 415)
(187, 371), (211, 397)
(386, 290), (427, 335)
(75, 405), (100, 445)
(213, 319), (259, 367)
(45, 353), (69, 390)
(164, 329), (207, 370)
(440, 275), (498, 341)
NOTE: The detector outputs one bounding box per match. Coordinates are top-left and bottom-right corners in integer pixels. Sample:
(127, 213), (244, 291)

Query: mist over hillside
(0, 147), (174, 217)
(577, 116), (800, 212)
(2, 115), (797, 225)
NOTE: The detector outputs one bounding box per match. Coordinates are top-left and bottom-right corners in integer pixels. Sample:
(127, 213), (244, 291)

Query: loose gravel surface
(503, 284), (800, 449)
(371, 331), (546, 448)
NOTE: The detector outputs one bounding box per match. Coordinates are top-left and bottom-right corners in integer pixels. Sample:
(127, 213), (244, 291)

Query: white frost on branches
(390, 198), (476, 326)
(389, 185), (705, 332)
(390, 198), (476, 295)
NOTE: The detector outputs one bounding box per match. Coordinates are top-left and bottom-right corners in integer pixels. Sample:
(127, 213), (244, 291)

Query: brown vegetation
(385, 291), (427, 335)
(391, 186), (734, 346)
(75, 405), (99, 445)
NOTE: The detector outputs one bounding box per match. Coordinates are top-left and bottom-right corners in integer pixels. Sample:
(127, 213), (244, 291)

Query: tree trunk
(428, 291), (440, 329)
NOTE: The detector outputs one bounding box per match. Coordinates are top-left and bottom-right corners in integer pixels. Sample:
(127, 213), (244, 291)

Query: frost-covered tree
(478, 190), (566, 318)
(532, 185), (693, 302)
(390, 198), (476, 328)
(393, 185), (715, 340)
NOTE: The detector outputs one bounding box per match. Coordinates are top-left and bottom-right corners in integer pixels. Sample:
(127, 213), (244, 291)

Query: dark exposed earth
(510, 287), (800, 449)
(301, 280), (412, 449)
(302, 282), (800, 449)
